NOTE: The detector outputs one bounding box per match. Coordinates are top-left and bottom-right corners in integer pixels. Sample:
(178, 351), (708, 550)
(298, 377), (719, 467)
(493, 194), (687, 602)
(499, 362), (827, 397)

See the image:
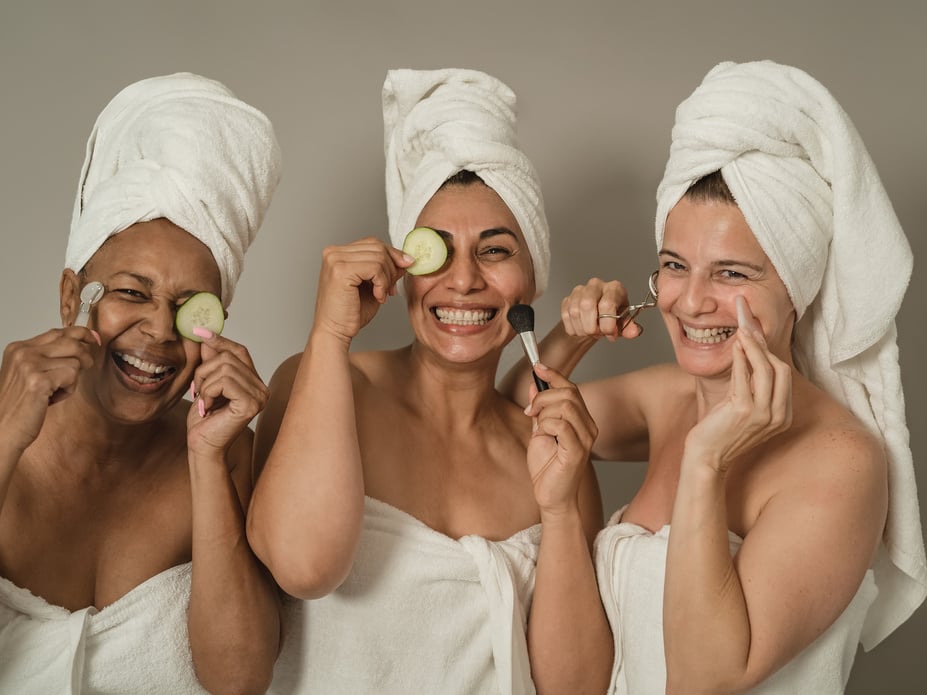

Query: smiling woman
(246, 68), (613, 694)
(502, 60), (926, 695)
(0, 73), (282, 695)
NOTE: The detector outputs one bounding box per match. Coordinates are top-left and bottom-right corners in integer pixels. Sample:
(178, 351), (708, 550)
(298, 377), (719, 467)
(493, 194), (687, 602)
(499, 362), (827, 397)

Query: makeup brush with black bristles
(506, 304), (550, 392)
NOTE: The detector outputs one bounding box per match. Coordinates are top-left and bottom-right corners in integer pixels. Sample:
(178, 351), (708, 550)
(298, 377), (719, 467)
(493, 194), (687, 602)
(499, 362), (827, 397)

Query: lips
(112, 351), (177, 385)
(433, 307), (497, 326)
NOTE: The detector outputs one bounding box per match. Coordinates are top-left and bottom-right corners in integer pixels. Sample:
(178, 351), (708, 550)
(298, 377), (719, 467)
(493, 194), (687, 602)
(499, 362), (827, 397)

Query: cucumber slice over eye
(402, 227), (448, 275)
(175, 292), (225, 342)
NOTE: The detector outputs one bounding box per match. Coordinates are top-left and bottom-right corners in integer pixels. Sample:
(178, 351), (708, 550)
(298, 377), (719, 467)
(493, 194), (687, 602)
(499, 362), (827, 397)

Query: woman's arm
(185, 331), (281, 695)
(663, 319), (886, 694)
(524, 364), (614, 695)
(246, 238), (411, 599)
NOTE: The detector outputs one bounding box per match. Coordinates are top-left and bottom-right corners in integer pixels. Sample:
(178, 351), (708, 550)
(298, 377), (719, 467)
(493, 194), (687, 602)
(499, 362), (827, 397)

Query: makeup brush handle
(532, 369), (550, 392)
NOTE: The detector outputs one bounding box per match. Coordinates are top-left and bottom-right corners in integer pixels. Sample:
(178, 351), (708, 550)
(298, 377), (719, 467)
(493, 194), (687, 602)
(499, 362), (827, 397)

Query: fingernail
(535, 362), (548, 371)
(402, 253), (416, 264)
(192, 326), (214, 340)
(736, 296), (750, 328)
(197, 399), (206, 418)
(90, 330), (102, 346)
(189, 381), (196, 400)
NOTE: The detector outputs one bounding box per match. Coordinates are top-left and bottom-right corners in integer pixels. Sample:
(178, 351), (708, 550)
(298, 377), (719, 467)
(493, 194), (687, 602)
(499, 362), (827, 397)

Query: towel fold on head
(382, 68), (549, 297)
(66, 72), (282, 306)
(655, 59), (926, 648)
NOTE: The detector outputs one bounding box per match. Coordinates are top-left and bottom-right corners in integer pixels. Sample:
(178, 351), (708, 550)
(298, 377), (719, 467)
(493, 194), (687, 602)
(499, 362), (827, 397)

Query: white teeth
(683, 325), (735, 344)
(115, 352), (171, 376)
(434, 308), (494, 326)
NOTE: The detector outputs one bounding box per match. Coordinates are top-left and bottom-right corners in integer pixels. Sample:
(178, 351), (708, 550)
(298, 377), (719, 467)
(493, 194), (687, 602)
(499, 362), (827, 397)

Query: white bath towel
(595, 508), (878, 694)
(66, 72), (282, 306)
(0, 563), (206, 694)
(654, 59), (926, 648)
(269, 496), (540, 694)
(383, 68), (550, 297)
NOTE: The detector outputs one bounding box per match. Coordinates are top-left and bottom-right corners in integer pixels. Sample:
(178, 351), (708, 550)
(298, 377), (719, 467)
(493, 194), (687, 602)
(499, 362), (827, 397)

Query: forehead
(85, 219), (221, 292)
(416, 183), (525, 242)
(663, 198), (767, 260)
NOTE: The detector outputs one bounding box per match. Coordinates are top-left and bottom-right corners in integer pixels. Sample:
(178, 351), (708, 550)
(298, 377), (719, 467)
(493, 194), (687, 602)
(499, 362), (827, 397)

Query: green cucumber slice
(176, 292), (225, 342)
(402, 227), (448, 275)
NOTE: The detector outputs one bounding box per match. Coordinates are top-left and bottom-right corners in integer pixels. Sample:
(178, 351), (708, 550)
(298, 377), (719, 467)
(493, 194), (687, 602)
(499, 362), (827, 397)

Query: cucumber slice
(176, 292), (225, 342)
(402, 227), (448, 275)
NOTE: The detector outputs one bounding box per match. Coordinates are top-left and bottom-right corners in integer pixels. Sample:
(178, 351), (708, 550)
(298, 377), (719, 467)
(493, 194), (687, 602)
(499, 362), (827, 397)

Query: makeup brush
(506, 304), (550, 392)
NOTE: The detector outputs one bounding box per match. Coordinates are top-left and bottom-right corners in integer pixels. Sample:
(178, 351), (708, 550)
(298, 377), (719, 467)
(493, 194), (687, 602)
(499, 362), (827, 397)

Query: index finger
(191, 328), (257, 370)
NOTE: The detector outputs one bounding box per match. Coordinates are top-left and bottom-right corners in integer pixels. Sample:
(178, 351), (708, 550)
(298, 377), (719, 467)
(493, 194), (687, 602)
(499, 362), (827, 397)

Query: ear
(60, 269), (81, 327)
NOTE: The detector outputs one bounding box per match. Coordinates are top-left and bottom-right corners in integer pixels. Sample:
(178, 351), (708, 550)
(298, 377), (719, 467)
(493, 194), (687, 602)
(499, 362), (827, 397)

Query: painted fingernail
(90, 330), (102, 346)
(189, 381), (196, 400)
(197, 398), (206, 418)
(192, 326), (214, 340)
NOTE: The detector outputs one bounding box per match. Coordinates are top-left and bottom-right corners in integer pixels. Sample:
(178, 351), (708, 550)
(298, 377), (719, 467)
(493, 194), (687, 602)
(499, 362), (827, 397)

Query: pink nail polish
(192, 326), (214, 340)
(90, 330), (102, 346)
(189, 381), (196, 400)
(197, 399), (206, 417)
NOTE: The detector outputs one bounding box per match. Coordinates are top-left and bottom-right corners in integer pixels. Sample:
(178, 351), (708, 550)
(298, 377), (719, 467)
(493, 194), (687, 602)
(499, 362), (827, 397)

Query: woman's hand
(560, 277), (642, 342)
(314, 237), (414, 344)
(187, 328), (269, 460)
(0, 327), (99, 454)
(524, 364), (599, 516)
(686, 296), (792, 475)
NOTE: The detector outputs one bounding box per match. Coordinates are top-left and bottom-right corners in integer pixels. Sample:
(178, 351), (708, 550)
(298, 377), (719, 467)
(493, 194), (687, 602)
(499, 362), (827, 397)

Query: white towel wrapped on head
(66, 72), (282, 306)
(655, 59), (926, 648)
(383, 68), (550, 297)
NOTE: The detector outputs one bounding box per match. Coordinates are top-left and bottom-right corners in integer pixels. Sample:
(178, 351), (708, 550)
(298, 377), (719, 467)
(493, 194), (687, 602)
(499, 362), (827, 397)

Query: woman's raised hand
(314, 238), (414, 344)
(560, 277), (642, 342)
(0, 327), (99, 455)
(186, 329), (269, 461)
(685, 296), (793, 475)
(524, 363), (599, 516)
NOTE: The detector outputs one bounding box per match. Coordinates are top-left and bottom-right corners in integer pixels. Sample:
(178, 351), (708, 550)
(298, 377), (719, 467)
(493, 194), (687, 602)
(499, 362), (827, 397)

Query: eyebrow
(433, 228), (520, 243)
(110, 271), (207, 298)
(658, 249), (765, 273)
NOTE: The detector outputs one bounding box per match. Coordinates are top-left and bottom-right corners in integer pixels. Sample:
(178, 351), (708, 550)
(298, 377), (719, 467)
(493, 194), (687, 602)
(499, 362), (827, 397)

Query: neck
(402, 343), (506, 429)
(36, 392), (181, 480)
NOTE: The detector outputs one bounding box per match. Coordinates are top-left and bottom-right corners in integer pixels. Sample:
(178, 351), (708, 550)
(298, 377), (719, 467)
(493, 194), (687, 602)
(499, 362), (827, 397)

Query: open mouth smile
(433, 307), (497, 326)
(682, 325), (736, 344)
(113, 351), (177, 385)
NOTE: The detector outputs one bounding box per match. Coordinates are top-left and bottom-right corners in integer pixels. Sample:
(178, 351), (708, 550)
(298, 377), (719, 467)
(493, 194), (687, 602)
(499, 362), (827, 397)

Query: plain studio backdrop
(2, 1), (924, 691)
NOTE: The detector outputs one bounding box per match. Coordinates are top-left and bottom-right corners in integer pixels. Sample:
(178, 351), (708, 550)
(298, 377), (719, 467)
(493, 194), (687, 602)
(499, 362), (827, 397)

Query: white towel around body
(0, 563), (205, 694)
(594, 508), (878, 695)
(269, 496), (541, 695)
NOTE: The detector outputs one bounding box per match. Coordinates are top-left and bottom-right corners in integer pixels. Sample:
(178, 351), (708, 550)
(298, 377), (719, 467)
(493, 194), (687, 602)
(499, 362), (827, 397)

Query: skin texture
(0, 219), (279, 695)
(248, 181), (614, 694)
(503, 197), (887, 694)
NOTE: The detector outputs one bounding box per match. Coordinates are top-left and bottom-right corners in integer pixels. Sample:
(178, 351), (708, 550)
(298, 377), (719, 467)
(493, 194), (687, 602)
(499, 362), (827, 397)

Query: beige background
(1, 1), (924, 691)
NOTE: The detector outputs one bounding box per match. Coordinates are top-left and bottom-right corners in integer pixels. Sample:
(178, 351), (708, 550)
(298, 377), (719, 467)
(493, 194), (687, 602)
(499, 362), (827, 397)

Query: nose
(676, 275), (718, 316)
(444, 251), (486, 294)
(139, 300), (179, 342)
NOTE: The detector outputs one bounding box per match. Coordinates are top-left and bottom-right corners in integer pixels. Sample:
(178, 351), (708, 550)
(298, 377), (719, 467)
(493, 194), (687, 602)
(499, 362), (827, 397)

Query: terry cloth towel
(594, 508), (878, 694)
(654, 59), (926, 648)
(66, 72), (282, 306)
(268, 496), (541, 695)
(0, 563), (206, 694)
(383, 68), (550, 297)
